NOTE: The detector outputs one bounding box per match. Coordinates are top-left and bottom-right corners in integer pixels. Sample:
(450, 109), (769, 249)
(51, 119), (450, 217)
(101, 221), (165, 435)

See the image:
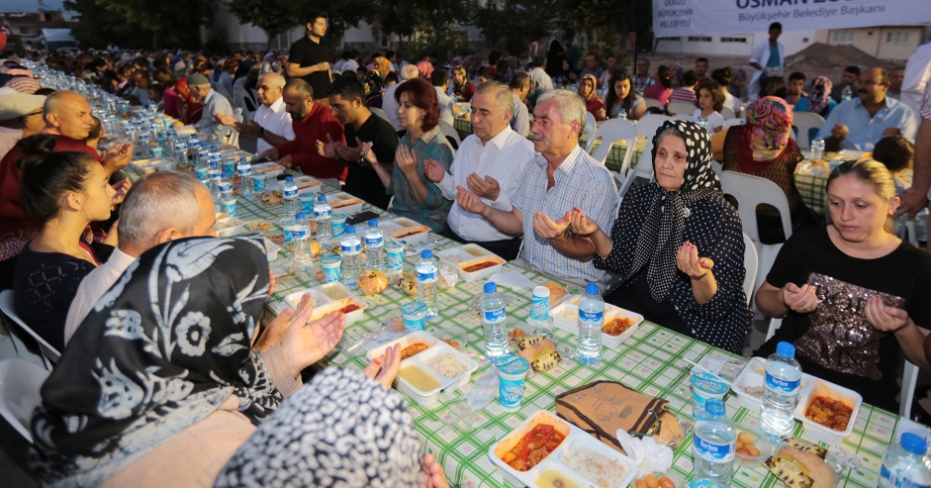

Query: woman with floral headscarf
(578, 73), (605, 120)
(451, 65), (475, 102)
(416, 60), (434, 80)
(794, 76), (836, 118)
(29, 235), (354, 488)
(372, 56), (391, 78)
(723, 96), (817, 244)
(568, 120), (752, 353)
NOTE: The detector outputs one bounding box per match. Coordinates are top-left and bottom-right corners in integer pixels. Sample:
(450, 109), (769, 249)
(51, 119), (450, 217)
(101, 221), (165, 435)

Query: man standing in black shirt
(319, 77), (399, 209)
(287, 13), (332, 106)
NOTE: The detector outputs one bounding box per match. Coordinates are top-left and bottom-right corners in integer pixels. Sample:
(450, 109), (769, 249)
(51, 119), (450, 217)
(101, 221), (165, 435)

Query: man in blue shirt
(822, 67), (918, 152)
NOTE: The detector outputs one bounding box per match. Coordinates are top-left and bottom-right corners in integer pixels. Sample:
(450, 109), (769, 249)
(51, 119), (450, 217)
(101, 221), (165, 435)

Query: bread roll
(358, 270), (388, 294)
(543, 281), (566, 304)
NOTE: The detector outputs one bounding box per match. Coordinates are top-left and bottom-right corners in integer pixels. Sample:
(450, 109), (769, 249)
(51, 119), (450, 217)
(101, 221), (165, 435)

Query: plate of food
(382, 217), (431, 244)
(794, 380), (861, 445)
(326, 192), (364, 214)
(259, 189), (283, 206)
(436, 244), (505, 282)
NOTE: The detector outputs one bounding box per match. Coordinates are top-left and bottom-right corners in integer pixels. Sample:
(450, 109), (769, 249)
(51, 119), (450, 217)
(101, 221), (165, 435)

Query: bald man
(215, 73), (295, 155)
(39, 91), (133, 174)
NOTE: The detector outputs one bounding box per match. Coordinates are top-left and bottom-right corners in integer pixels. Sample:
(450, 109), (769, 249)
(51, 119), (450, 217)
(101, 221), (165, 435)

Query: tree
(224, 0), (296, 44)
(65, 0), (216, 48)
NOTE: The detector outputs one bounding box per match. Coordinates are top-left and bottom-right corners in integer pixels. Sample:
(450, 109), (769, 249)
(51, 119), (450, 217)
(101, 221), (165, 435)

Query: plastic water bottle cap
(368, 219), (378, 226)
(705, 398), (726, 417)
(295, 212), (305, 219)
(210, 145), (218, 150)
(239, 157), (247, 163)
(421, 250), (432, 259)
(484, 282), (497, 293)
(585, 283), (600, 295)
(345, 225), (356, 234)
(776, 341), (796, 358)
(901, 432), (928, 455)
(317, 195), (327, 202)
(221, 173), (229, 178)
(286, 176), (293, 182)
(210, 161), (218, 167)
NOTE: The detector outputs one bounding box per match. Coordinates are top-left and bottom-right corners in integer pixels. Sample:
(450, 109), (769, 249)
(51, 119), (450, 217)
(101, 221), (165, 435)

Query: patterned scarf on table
(30, 236), (279, 488)
(632, 120), (722, 302)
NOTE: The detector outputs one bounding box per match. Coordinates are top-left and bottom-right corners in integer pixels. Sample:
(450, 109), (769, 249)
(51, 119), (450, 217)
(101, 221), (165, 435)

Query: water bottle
(208, 144), (220, 164)
(190, 141), (201, 167)
(237, 158), (253, 197)
(314, 195), (332, 240)
(363, 220), (386, 272)
(842, 85), (853, 102)
(811, 132), (825, 163)
(760, 341), (802, 439)
(138, 134), (152, 158)
(340, 225), (362, 289)
(576, 283), (604, 365)
(528, 285), (552, 336)
(217, 173), (233, 201)
(281, 213), (296, 245)
(693, 398), (736, 485)
(291, 212), (313, 272)
(698, 117), (711, 134)
(207, 161), (221, 200)
(880, 433), (931, 488)
(415, 250), (439, 318)
(282, 176), (299, 219)
(126, 125), (138, 148)
(916, 209), (929, 246)
(618, 108), (627, 121)
(481, 282), (509, 362)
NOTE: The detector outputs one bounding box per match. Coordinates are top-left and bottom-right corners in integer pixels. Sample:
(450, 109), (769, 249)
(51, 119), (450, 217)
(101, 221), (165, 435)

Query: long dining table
(123, 157), (908, 488)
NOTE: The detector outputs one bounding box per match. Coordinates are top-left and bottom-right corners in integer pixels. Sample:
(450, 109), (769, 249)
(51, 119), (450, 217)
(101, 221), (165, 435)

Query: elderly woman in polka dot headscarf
(569, 120), (752, 353)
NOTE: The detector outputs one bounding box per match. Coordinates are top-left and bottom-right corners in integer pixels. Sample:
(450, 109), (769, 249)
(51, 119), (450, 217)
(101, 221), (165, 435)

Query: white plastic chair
(438, 120), (462, 147)
(583, 111), (597, 152)
(674, 114), (695, 122)
(721, 107), (736, 120)
(644, 98), (665, 112)
(711, 160), (723, 176)
(723, 118), (745, 129)
(667, 101), (698, 116)
(719, 171), (793, 314)
(590, 119), (637, 174)
(636, 114), (674, 158)
(742, 232), (758, 306)
(0, 290), (60, 369)
(370, 107), (391, 123)
(0, 358), (48, 443)
(901, 360), (920, 419)
(792, 112), (825, 151)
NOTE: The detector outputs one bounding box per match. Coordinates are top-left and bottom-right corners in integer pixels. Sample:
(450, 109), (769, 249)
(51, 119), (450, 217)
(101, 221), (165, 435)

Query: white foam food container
(793, 378), (862, 445)
(366, 330), (439, 362)
(733, 357), (814, 413)
(326, 192), (364, 214)
(436, 244), (505, 282)
(489, 410), (637, 488)
(251, 162), (285, 178)
(283, 282), (367, 324)
(293, 175), (322, 194)
(382, 217), (431, 245)
(242, 219), (275, 235)
(215, 217), (244, 237)
(548, 301), (641, 349)
(262, 238), (281, 261)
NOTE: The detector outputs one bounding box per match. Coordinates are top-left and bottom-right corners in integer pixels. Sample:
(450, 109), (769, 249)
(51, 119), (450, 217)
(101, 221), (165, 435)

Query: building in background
(2, 5), (77, 50)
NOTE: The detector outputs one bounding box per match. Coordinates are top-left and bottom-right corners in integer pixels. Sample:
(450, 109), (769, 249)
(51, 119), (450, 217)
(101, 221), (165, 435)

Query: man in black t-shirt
(319, 77), (399, 209)
(287, 13), (332, 105)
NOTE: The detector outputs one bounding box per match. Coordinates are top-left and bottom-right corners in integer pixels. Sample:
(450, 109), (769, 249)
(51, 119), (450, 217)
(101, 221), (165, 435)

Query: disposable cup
(497, 356), (530, 412)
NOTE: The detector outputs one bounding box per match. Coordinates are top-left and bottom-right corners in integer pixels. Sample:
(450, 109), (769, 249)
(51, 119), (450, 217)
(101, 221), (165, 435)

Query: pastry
(543, 281), (566, 304)
(766, 447), (835, 488)
(358, 270), (389, 294)
(651, 412), (682, 447)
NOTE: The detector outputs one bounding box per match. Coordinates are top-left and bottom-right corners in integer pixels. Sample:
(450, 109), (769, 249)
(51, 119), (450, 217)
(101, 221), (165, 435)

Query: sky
(4, 0), (68, 13)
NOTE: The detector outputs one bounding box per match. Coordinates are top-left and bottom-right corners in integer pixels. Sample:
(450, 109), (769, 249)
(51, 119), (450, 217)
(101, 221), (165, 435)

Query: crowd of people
(1, 13), (931, 487)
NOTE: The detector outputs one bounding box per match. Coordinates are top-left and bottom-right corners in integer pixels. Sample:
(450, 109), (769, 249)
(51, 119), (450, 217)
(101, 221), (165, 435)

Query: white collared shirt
(253, 97), (295, 155)
(435, 125), (535, 242)
(64, 247), (137, 345)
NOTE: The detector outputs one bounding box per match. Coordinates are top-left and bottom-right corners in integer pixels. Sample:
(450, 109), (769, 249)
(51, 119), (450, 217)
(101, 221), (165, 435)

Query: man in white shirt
(64, 173), (218, 344)
(342, 50), (361, 74)
(188, 73), (234, 142)
(423, 81), (535, 260)
(382, 64), (420, 131)
(748, 22), (784, 100)
(430, 68), (456, 128)
(530, 56), (555, 93)
(214, 73), (295, 155)
(902, 39), (931, 115)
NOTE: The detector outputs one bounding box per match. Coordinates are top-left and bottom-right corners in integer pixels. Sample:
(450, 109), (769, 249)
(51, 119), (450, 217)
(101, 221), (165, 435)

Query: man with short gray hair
(423, 81), (534, 260)
(455, 89), (617, 287)
(214, 72), (295, 155)
(64, 172), (218, 343)
(188, 73), (234, 142)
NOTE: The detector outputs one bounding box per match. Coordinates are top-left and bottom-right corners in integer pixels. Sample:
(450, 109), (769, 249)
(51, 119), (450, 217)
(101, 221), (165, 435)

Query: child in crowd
(694, 82), (726, 133)
(669, 70), (698, 107)
(872, 135), (915, 194)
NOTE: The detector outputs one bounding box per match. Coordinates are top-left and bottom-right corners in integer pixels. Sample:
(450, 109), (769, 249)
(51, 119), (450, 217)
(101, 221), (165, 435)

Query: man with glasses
(0, 92), (45, 160)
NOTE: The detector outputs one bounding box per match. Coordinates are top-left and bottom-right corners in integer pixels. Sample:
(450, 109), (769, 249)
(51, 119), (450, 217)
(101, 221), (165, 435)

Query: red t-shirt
(276, 103), (347, 181)
(0, 135), (101, 260)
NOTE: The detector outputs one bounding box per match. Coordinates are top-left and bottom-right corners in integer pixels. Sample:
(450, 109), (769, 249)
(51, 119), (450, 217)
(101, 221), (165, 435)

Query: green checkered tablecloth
(794, 161), (829, 216)
(125, 163), (902, 488)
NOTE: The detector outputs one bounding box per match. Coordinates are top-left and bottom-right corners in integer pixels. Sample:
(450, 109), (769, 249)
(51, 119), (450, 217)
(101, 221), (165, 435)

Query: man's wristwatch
(258, 126), (265, 139)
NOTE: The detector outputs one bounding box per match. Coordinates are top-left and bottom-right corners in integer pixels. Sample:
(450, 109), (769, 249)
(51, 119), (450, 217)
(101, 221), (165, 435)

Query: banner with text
(653, 0), (931, 37)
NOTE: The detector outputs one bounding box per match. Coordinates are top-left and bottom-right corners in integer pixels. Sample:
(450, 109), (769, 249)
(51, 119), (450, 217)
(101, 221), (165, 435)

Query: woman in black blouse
(13, 135), (117, 351)
(755, 159), (931, 412)
(570, 120), (752, 354)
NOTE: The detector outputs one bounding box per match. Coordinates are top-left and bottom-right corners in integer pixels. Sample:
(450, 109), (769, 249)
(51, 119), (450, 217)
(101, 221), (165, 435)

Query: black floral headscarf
(30, 236), (278, 487)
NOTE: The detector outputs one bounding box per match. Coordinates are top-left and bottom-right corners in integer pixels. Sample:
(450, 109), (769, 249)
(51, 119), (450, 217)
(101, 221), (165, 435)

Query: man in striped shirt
(455, 90), (617, 287)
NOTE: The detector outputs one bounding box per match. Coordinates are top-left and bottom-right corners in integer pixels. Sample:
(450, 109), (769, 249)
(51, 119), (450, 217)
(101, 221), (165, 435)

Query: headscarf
(745, 96), (794, 162)
(580, 73), (598, 101)
(213, 367), (423, 487)
(30, 236), (280, 487)
(632, 120), (721, 302)
(669, 62), (684, 86)
(808, 76), (833, 115)
(373, 56), (391, 77)
(5, 76), (41, 94)
(362, 70), (384, 100)
(416, 60), (434, 80)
